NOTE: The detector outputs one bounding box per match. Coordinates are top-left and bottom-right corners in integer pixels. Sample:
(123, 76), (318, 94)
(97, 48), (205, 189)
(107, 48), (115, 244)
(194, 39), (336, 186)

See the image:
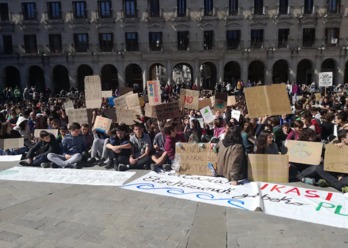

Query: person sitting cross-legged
(47, 122), (86, 168)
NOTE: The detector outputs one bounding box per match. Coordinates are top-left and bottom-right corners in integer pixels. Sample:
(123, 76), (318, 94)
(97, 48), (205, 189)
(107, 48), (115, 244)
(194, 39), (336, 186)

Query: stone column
(166, 60), (172, 85)
(241, 59), (248, 83)
(218, 59), (224, 84)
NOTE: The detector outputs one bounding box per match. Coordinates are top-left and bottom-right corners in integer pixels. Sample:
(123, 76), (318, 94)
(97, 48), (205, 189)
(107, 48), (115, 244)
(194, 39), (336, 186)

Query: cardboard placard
(176, 143), (217, 176)
(214, 92), (227, 111)
(284, 140), (323, 165)
(64, 100), (74, 110)
(101, 91), (112, 98)
(116, 108), (139, 125)
(66, 108), (88, 125)
(125, 93), (140, 108)
(113, 91), (134, 109)
(315, 93), (321, 101)
(93, 116), (112, 133)
(84, 75), (102, 109)
(34, 129), (59, 138)
(231, 109), (241, 122)
(319, 72), (333, 87)
(248, 154), (289, 183)
(153, 102), (181, 121)
(147, 80), (161, 105)
(324, 144), (348, 174)
(244, 84), (292, 118)
(0, 138), (24, 150)
(227, 95), (237, 106)
(198, 98), (212, 109)
(144, 104), (156, 118)
(119, 87), (133, 95)
(200, 106), (215, 124)
(179, 89), (200, 110)
(201, 89), (213, 96)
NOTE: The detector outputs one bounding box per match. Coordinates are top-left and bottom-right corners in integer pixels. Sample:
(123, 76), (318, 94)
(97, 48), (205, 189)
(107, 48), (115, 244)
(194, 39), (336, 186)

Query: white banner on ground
(0, 167), (135, 186)
(0, 155), (22, 162)
(122, 172), (348, 229)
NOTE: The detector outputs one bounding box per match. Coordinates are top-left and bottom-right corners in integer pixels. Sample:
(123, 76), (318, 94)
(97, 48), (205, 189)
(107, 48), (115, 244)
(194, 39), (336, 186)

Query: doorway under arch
(28, 65), (45, 91)
(3, 66), (21, 89)
(296, 59), (313, 85)
(321, 58), (337, 85)
(200, 62), (217, 90)
(272, 60), (289, 83)
(125, 64), (143, 92)
(101, 64), (118, 91)
(149, 63), (166, 86)
(224, 61), (241, 85)
(77, 64), (93, 91)
(52, 65), (70, 94)
(248, 60), (265, 83)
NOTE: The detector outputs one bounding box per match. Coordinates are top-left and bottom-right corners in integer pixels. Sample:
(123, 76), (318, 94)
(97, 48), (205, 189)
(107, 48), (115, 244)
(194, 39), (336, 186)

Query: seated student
(254, 130), (279, 154)
(150, 127), (168, 171)
(104, 125), (132, 170)
(118, 123), (152, 171)
(0, 122), (26, 156)
(57, 125), (68, 143)
(47, 122), (86, 168)
(19, 130), (61, 168)
(81, 123), (94, 152)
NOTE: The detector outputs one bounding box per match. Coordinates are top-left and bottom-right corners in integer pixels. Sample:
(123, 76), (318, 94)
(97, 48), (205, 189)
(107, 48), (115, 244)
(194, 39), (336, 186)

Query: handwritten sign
(147, 80), (161, 105)
(248, 154), (289, 183)
(0, 138), (24, 150)
(101, 91), (112, 98)
(324, 144), (348, 173)
(319, 72), (333, 87)
(153, 102), (181, 121)
(227, 96), (237, 106)
(245, 84), (292, 118)
(34, 129), (59, 138)
(64, 100), (74, 110)
(200, 106), (215, 124)
(116, 108), (139, 125)
(214, 92), (227, 111)
(125, 93), (140, 108)
(113, 91), (134, 109)
(66, 108), (88, 125)
(144, 104), (156, 118)
(176, 143), (217, 176)
(93, 116), (112, 133)
(231, 109), (241, 122)
(284, 140), (323, 165)
(84, 75), (102, 108)
(179, 89), (200, 110)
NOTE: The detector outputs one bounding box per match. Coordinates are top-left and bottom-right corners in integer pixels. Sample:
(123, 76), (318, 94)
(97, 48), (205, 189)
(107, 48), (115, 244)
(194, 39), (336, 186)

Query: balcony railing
(121, 8), (138, 19)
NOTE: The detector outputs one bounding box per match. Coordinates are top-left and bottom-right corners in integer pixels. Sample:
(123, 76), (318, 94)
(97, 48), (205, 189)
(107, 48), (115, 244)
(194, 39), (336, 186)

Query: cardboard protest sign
(125, 93), (140, 108)
(231, 109), (241, 122)
(103, 108), (117, 122)
(324, 144), (348, 174)
(284, 140), (323, 165)
(116, 108), (139, 125)
(315, 93), (321, 101)
(66, 108), (88, 125)
(248, 154), (289, 183)
(64, 100), (74, 110)
(227, 95), (237, 106)
(198, 98), (212, 109)
(0, 138), (24, 150)
(34, 129), (59, 138)
(147, 80), (161, 105)
(179, 89), (200, 110)
(119, 87), (133, 95)
(214, 92), (227, 111)
(84, 75), (102, 109)
(113, 91), (134, 108)
(93, 116), (112, 133)
(201, 89), (213, 96)
(200, 106), (215, 124)
(176, 143), (217, 176)
(244, 84), (292, 118)
(144, 104), (156, 118)
(319, 72), (333, 87)
(153, 102), (181, 121)
(101, 91), (112, 98)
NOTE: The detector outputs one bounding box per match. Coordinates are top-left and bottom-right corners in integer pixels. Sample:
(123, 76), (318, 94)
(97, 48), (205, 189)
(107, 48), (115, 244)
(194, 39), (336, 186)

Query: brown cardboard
(176, 143), (217, 176)
(153, 102), (181, 121)
(119, 87), (133, 95)
(84, 75), (102, 109)
(125, 93), (141, 108)
(227, 96), (237, 106)
(144, 104), (157, 118)
(284, 140), (323, 165)
(93, 116), (112, 133)
(66, 108), (88, 125)
(101, 91), (112, 98)
(179, 89), (200, 110)
(116, 108), (139, 125)
(214, 92), (228, 111)
(248, 154), (289, 183)
(0, 138), (24, 150)
(244, 84), (292, 117)
(147, 80), (161, 105)
(198, 98), (212, 109)
(34, 129), (59, 138)
(324, 144), (348, 174)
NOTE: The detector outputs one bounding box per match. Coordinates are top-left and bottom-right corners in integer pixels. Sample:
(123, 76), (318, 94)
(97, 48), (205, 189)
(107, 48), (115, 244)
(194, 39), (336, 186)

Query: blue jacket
(62, 134), (87, 155)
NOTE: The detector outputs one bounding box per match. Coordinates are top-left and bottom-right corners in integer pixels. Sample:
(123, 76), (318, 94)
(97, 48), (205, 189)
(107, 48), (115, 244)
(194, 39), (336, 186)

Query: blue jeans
(32, 154), (49, 166)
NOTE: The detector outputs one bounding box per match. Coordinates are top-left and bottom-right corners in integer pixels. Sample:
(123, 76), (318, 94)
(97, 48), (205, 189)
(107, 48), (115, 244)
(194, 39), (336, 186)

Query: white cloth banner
(122, 172), (348, 229)
(0, 167), (135, 186)
(0, 155), (22, 162)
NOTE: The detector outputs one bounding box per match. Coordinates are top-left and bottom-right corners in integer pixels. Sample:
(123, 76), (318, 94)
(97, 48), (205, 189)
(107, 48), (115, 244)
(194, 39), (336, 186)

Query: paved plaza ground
(0, 161), (348, 248)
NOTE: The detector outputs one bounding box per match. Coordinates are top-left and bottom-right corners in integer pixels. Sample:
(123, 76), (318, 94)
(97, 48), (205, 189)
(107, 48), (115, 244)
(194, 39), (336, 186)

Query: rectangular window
(74, 33), (89, 52)
(125, 32), (138, 51)
(226, 30), (240, 50)
(304, 0), (313, 14)
(22, 2), (37, 20)
(98, 1), (112, 18)
(325, 28), (339, 46)
(279, 0), (288, 14)
(254, 0), (264, 15)
(203, 31), (214, 50)
(229, 0), (238, 15)
(302, 28), (315, 47)
(73, 1), (87, 19)
(149, 32), (162, 51)
(99, 33), (113, 52)
(328, 0), (340, 14)
(24, 35), (37, 53)
(251, 29), (264, 48)
(47, 2), (62, 20)
(278, 29), (289, 48)
(0, 3), (10, 21)
(124, 0), (137, 18)
(149, 0), (160, 17)
(177, 0), (186, 17)
(2, 35), (13, 54)
(177, 31), (189, 50)
(49, 34), (62, 53)
(204, 0), (213, 16)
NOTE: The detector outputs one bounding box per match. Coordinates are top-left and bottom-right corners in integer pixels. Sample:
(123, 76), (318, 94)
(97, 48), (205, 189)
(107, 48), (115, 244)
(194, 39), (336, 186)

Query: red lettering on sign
(184, 96), (193, 104)
(284, 187), (300, 196)
(270, 185), (286, 193)
(304, 190), (320, 198)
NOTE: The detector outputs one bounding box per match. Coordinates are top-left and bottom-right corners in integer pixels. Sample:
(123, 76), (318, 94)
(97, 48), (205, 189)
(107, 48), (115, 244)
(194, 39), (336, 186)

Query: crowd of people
(1, 80), (348, 192)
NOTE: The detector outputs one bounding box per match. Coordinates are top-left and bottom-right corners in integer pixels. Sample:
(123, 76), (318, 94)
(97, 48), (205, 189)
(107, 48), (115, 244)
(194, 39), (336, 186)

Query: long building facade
(0, 0), (347, 93)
